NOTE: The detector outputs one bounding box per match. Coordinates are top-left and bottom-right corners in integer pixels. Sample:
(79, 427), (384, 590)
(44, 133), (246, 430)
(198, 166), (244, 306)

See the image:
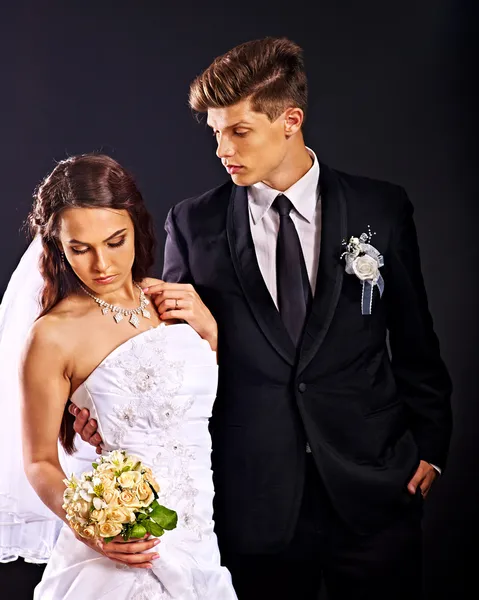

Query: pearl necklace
(79, 282), (151, 328)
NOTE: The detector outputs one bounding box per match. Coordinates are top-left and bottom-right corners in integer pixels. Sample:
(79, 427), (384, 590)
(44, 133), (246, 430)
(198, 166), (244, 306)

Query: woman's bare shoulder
(25, 294), (92, 356)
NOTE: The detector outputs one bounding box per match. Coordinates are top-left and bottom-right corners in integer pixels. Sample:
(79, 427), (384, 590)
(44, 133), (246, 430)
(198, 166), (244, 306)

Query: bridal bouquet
(62, 449), (177, 542)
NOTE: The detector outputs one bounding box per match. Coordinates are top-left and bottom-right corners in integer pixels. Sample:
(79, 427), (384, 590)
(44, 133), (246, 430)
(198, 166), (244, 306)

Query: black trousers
(222, 455), (423, 600)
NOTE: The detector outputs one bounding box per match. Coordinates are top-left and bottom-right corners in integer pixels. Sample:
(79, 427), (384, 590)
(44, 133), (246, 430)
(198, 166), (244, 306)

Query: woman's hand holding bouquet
(62, 449), (177, 569)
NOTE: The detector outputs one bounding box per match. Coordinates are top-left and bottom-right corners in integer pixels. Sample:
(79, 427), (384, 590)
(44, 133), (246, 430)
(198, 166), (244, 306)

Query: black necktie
(273, 194), (312, 346)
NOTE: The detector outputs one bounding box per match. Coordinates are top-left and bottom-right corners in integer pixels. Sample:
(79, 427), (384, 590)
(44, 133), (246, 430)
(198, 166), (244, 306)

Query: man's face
(207, 98), (290, 187)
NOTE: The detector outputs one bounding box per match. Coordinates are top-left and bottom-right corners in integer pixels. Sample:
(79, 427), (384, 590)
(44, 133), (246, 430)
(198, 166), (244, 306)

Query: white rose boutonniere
(341, 226), (384, 314)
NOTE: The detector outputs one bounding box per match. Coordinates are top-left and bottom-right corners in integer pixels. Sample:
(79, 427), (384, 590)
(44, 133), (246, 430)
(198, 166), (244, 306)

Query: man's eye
(234, 131), (247, 137)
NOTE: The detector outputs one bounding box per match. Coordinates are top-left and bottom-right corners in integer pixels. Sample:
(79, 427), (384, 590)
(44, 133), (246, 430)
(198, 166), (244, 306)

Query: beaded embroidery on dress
(34, 323), (237, 600)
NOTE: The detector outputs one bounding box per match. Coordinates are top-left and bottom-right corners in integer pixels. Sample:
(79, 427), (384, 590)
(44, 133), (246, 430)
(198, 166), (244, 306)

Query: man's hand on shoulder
(141, 278), (218, 352)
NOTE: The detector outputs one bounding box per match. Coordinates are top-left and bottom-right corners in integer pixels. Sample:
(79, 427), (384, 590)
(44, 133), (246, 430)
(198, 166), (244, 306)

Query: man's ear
(283, 107), (304, 137)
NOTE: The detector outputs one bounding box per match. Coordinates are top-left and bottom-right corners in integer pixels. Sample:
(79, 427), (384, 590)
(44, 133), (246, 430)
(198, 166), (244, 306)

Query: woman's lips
(93, 275), (117, 285)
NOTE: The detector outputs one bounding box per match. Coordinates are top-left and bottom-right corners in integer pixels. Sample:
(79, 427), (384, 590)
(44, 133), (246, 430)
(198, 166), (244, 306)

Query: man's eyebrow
(207, 121), (252, 130)
(68, 228), (127, 244)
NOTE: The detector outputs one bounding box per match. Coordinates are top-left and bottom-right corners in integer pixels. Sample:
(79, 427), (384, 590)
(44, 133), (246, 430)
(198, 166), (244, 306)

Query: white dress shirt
(247, 148), (321, 308)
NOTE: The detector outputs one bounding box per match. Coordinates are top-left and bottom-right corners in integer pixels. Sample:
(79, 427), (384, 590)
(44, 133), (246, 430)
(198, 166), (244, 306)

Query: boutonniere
(341, 226), (384, 315)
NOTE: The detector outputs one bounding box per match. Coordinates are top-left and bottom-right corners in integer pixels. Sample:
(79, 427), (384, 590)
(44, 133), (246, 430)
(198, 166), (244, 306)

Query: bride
(4, 153), (237, 599)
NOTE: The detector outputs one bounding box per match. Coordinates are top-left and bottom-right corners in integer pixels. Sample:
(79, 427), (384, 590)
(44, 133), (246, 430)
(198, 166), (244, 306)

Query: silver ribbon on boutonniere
(341, 226), (384, 315)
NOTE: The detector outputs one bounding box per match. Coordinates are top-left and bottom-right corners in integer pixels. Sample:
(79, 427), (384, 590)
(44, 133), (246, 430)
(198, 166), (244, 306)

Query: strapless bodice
(71, 323), (218, 540)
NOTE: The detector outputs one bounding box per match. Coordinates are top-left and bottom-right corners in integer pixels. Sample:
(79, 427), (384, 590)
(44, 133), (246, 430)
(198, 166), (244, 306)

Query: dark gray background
(0, 1), (477, 598)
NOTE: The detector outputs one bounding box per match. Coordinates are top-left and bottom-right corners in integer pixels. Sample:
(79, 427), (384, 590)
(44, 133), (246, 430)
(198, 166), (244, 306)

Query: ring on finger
(175, 299), (179, 309)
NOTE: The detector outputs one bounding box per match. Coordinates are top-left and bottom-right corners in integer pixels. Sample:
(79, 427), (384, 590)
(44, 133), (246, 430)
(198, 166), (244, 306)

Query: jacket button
(298, 382), (307, 392)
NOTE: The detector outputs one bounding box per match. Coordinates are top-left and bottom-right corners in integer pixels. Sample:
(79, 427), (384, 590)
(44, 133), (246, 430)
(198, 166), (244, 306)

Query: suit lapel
(298, 164), (347, 375)
(227, 185), (296, 366)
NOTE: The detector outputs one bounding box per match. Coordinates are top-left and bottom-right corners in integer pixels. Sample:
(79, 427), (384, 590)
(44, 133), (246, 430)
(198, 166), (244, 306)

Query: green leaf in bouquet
(144, 519), (165, 537)
(150, 504), (178, 530)
(130, 523), (147, 538)
(103, 536), (114, 543)
(114, 465), (133, 477)
(92, 463), (99, 470)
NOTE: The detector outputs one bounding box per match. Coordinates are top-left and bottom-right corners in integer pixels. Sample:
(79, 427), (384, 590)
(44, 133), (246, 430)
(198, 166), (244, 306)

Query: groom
(72, 37), (452, 599)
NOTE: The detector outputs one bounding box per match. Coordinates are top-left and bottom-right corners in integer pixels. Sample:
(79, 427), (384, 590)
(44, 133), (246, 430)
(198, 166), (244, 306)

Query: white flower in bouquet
(62, 449), (177, 542)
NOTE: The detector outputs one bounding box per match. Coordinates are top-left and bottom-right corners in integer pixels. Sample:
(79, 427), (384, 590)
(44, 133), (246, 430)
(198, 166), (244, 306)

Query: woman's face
(57, 207), (136, 295)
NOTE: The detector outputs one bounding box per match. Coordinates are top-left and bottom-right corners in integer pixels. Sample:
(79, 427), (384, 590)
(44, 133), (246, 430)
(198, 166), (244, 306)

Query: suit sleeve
(386, 188), (453, 471)
(162, 206), (193, 284)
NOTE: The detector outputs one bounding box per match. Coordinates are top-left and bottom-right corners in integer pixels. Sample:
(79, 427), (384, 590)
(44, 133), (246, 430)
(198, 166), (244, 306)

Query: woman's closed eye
(70, 246), (89, 255)
(70, 237), (126, 255)
(107, 237), (126, 249)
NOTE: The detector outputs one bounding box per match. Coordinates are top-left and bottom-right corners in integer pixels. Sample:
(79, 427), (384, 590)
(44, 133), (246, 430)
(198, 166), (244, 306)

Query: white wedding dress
(34, 322), (237, 600)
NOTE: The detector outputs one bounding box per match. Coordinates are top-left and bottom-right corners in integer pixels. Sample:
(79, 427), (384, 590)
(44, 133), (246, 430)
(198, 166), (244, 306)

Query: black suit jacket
(162, 164), (452, 555)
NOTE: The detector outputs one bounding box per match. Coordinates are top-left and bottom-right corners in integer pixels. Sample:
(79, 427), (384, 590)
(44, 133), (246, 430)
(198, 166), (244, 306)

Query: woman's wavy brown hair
(28, 153), (156, 454)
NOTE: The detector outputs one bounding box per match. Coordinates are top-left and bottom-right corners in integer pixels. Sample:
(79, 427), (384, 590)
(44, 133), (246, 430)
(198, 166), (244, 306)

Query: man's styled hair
(189, 37), (308, 122)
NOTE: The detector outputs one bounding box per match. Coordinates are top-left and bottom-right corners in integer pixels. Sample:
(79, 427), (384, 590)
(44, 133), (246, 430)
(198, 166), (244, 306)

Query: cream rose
(72, 500), (91, 520)
(117, 470), (142, 489)
(102, 488), (119, 505)
(98, 521), (123, 538)
(65, 503), (77, 516)
(107, 507), (133, 524)
(70, 521), (82, 534)
(118, 490), (142, 509)
(90, 509), (107, 525)
(99, 474), (116, 488)
(79, 525), (97, 539)
(137, 481), (155, 507)
(96, 463), (116, 476)
(352, 255), (379, 281)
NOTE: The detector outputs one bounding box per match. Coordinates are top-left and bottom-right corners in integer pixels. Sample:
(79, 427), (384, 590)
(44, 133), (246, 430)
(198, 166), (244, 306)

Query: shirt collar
(248, 147), (320, 225)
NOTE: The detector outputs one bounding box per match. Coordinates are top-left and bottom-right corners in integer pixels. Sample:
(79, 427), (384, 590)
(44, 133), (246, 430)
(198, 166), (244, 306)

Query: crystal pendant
(141, 308), (151, 319)
(102, 307), (109, 315)
(129, 313), (140, 328)
(144, 298), (150, 306)
(114, 312), (124, 323)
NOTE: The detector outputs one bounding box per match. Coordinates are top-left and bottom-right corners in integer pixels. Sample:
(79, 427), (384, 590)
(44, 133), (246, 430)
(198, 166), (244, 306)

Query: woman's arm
(20, 318), (72, 522)
(20, 318), (160, 568)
